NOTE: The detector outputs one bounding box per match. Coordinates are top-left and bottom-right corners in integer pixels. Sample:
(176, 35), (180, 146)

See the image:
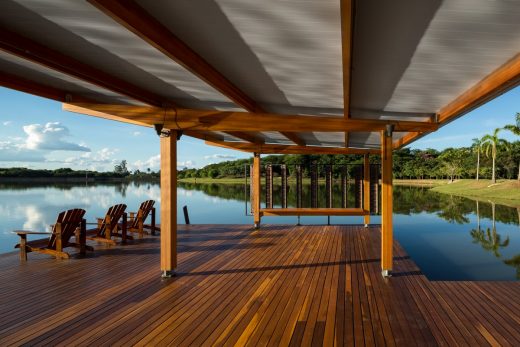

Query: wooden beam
(183, 130), (224, 143)
(88, 0), (263, 113)
(160, 131), (177, 277)
(253, 153), (261, 229)
(63, 103), (438, 133)
(280, 132), (306, 146)
(260, 208), (369, 217)
(89, 0), (308, 146)
(341, 0), (353, 117)
(341, 0), (353, 151)
(0, 28), (164, 106)
(206, 140), (379, 155)
(0, 72), (90, 103)
(381, 131), (393, 276)
(226, 132), (265, 144)
(395, 52), (520, 148)
(393, 132), (421, 148)
(363, 154), (370, 226)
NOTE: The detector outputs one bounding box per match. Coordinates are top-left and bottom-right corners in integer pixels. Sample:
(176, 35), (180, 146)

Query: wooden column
(381, 129), (393, 277)
(160, 131), (177, 277)
(266, 164), (273, 208)
(253, 153), (261, 228)
(363, 154), (370, 227)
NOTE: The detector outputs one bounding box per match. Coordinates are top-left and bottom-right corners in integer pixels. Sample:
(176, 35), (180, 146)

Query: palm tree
(503, 113), (520, 181)
(471, 137), (483, 180)
(482, 128), (508, 184)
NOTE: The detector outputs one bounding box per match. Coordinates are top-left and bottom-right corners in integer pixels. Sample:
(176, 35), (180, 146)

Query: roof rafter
(341, 0), (354, 147)
(0, 27), (259, 145)
(88, 0), (305, 147)
(226, 132), (265, 144)
(206, 140), (379, 155)
(0, 28), (164, 106)
(0, 71), (91, 103)
(395, 52), (520, 148)
(63, 103), (439, 133)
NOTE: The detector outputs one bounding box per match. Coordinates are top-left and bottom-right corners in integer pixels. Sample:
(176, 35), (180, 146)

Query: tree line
(179, 114), (520, 182)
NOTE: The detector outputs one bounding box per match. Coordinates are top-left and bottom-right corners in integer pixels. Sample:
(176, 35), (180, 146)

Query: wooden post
(296, 165), (302, 208)
(161, 131), (177, 277)
(341, 166), (348, 208)
(121, 213), (127, 243)
(363, 154), (370, 227)
(20, 234), (27, 261)
(266, 164), (273, 209)
(325, 165), (333, 208)
(151, 207), (156, 236)
(55, 223), (63, 259)
(253, 153), (261, 228)
(354, 166), (363, 208)
(310, 165), (318, 208)
(381, 129), (393, 277)
(281, 164), (287, 208)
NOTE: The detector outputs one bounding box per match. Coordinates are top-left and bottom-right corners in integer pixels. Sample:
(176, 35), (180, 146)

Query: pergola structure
(1, 0), (520, 278)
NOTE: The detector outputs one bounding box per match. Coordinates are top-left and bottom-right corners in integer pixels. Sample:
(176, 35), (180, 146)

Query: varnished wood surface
(260, 208), (369, 216)
(0, 224), (518, 346)
(63, 103), (439, 133)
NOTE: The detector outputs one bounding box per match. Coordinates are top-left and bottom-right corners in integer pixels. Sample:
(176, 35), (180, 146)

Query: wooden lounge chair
(127, 200), (157, 236)
(86, 204), (129, 244)
(14, 208), (90, 261)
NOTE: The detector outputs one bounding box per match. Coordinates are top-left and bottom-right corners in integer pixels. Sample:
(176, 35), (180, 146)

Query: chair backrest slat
(97, 204), (127, 237)
(48, 208), (86, 249)
(130, 200), (155, 229)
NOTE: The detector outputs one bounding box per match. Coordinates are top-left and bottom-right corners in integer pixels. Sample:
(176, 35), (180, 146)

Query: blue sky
(0, 86), (518, 171)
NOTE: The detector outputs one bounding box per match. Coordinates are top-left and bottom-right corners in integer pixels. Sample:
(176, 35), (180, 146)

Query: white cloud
(0, 140), (46, 162)
(177, 160), (196, 169)
(131, 154), (160, 171)
(132, 131), (141, 136)
(2, 121), (12, 126)
(23, 122), (90, 152)
(49, 147), (119, 170)
(204, 154), (236, 160)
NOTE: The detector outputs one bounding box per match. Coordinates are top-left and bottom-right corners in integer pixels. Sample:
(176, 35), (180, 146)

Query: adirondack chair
(14, 208), (90, 261)
(86, 204), (129, 244)
(127, 200), (157, 236)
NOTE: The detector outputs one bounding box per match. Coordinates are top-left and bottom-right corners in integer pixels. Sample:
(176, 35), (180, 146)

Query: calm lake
(1, 181), (519, 281)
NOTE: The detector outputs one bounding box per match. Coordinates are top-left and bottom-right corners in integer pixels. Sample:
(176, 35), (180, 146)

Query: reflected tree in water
(470, 202), (510, 258)
(470, 227), (510, 258)
(115, 182), (129, 198)
(503, 254), (520, 279)
(178, 182), (520, 226)
(436, 195), (470, 224)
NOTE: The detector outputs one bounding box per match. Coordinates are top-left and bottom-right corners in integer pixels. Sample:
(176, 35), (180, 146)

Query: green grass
(394, 179), (447, 187)
(431, 179), (520, 207)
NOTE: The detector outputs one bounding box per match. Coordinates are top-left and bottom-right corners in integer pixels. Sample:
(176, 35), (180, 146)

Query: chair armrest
(85, 222), (101, 225)
(13, 231), (52, 235)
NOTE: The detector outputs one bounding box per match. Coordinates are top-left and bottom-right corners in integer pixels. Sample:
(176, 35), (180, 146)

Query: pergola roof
(1, 0), (520, 152)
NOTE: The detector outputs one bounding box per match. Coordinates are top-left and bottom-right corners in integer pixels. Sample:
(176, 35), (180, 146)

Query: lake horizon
(1, 181), (519, 281)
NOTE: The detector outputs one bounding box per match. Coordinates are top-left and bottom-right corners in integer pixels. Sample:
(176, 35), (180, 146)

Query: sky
(0, 85), (518, 172)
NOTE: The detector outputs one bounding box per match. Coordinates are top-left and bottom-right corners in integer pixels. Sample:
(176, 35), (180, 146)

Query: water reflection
(0, 182), (518, 280)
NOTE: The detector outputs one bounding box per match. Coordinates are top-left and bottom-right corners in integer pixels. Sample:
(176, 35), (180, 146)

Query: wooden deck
(0, 224), (519, 346)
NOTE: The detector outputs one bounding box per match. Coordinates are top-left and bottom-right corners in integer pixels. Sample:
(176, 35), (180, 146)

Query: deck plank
(0, 224), (518, 346)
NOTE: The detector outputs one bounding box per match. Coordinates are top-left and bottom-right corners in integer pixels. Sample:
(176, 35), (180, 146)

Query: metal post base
(364, 223), (369, 228)
(161, 270), (176, 278)
(382, 269), (392, 278)
(254, 223), (260, 229)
